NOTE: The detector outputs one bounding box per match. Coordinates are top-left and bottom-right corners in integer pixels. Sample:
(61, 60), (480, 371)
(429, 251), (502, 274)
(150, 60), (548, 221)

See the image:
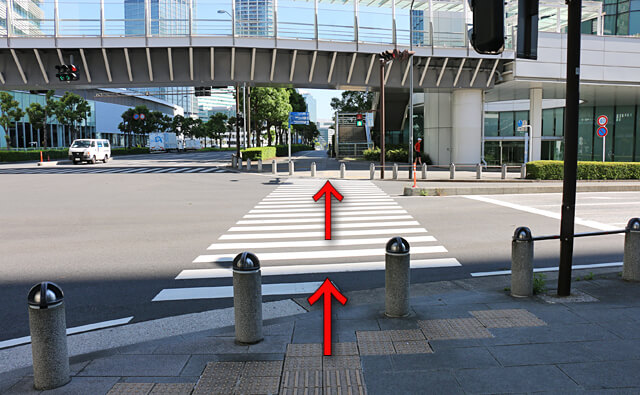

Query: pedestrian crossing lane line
(207, 235), (437, 250)
(152, 281), (324, 302)
(228, 221), (420, 231)
(218, 227), (430, 240)
(236, 215), (413, 224)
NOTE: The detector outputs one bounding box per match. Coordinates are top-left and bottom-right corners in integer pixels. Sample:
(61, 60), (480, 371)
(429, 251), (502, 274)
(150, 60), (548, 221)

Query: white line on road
(177, 258), (462, 280)
(207, 235), (436, 250)
(236, 215), (413, 224)
(184, 167), (206, 173)
(255, 202), (396, 208)
(152, 282), (324, 301)
(201, 168), (220, 173)
(0, 316), (134, 350)
(470, 262), (623, 277)
(167, 168), (188, 173)
(194, 246), (447, 263)
(249, 206), (400, 214)
(154, 167), (178, 173)
(219, 227), (429, 240)
(464, 195), (619, 231)
(243, 210), (408, 219)
(230, 220), (418, 231)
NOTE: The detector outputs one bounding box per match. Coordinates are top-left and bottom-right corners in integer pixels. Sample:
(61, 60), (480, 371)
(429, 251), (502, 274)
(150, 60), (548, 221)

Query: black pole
(380, 59), (386, 179)
(235, 83), (241, 158)
(558, 0), (582, 296)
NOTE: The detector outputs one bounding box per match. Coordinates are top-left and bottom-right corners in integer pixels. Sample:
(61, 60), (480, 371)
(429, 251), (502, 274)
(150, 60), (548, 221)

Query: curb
(404, 183), (640, 196)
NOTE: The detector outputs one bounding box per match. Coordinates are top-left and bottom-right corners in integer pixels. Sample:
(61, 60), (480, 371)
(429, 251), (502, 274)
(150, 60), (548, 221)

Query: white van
(68, 139), (111, 164)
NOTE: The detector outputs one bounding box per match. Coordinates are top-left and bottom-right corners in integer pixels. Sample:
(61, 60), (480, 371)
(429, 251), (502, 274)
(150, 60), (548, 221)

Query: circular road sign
(139, 113), (146, 120)
(597, 115), (608, 126)
(597, 126), (608, 137)
(133, 114), (139, 120)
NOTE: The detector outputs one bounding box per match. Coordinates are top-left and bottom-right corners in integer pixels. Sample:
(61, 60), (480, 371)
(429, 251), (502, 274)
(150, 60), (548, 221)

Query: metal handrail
(531, 229), (626, 242)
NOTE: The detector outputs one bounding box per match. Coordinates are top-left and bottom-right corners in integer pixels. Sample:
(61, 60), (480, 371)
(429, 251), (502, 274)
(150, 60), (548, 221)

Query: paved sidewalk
(1, 266), (639, 394)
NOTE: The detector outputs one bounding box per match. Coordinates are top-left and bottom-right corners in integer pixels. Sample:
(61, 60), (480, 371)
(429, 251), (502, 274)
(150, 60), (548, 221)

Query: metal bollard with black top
(233, 252), (263, 344)
(623, 218), (640, 281)
(511, 227), (534, 297)
(28, 282), (70, 390)
(385, 237), (411, 317)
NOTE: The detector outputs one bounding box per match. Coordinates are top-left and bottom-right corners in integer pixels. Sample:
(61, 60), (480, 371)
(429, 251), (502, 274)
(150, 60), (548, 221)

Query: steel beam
(251, 48), (256, 81)
(487, 58), (499, 88)
(124, 48), (133, 82)
(419, 57), (430, 86)
(10, 49), (27, 84)
(146, 47), (153, 81)
(33, 49), (49, 84)
(231, 47), (236, 80)
(309, 51), (317, 82)
(436, 57), (448, 87)
(347, 53), (357, 83)
(189, 47), (194, 80)
(453, 58), (465, 87)
(80, 49), (92, 83)
(384, 60), (393, 85)
(470, 58), (482, 87)
(401, 59), (411, 86)
(168, 48), (174, 81)
(210, 47), (214, 80)
(327, 51), (337, 83)
(270, 49), (277, 81)
(0, 72), (5, 85)
(365, 54), (376, 84)
(289, 49), (297, 82)
(56, 49), (64, 64)
(102, 48), (112, 82)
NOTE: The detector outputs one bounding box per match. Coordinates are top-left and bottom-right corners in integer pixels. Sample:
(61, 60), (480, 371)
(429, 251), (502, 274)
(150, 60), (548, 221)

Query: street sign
(289, 112), (309, 125)
(597, 115), (608, 126)
(133, 114), (139, 120)
(517, 120), (527, 128)
(597, 126), (608, 137)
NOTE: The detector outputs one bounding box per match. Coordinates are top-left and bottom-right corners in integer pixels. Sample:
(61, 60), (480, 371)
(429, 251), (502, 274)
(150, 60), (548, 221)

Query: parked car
(68, 139), (111, 164)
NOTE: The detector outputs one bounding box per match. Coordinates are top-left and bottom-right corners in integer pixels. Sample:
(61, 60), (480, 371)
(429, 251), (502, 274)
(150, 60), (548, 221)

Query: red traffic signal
(379, 49), (414, 62)
(356, 113), (363, 120)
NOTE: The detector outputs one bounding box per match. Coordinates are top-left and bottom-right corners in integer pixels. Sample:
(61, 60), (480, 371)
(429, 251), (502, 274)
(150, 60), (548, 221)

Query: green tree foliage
(118, 105), (152, 147)
(205, 113), (228, 147)
(0, 92), (25, 149)
(248, 87), (291, 147)
(171, 115), (185, 136)
(54, 92), (91, 142)
(330, 91), (374, 113)
(26, 102), (46, 148)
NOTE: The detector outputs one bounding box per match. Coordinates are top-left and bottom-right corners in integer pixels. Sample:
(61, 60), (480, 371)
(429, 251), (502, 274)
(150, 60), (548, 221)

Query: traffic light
(379, 49), (414, 62)
(356, 113), (363, 127)
(195, 86), (211, 97)
(469, 0), (504, 55)
(517, 0), (539, 60)
(55, 64), (79, 81)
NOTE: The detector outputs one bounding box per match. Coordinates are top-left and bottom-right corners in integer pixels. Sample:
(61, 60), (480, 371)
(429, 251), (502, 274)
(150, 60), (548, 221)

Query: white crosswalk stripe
(0, 166), (230, 175)
(152, 178), (462, 302)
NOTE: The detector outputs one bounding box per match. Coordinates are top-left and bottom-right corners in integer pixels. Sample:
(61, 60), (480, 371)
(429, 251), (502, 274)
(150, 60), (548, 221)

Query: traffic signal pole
(558, 0), (582, 296)
(380, 59), (386, 179)
(235, 84), (241, 158)
(408, 0), (415, 177)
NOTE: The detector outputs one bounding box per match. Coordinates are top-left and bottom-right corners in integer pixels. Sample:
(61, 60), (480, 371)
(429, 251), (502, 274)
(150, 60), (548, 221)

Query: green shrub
(363, 147), (380, 161)
(241, 146), (276, 160)
(362, 147), (431, 164)
(533, 273), (547, 295)
(111, 147), (149, 156)
(0, 149), (68, 163)
(275, 144), (313, 157)
(526, 160), (640, 180)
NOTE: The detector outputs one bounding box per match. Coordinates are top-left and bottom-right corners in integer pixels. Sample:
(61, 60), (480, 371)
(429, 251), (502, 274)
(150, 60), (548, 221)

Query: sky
(300, 89), (344, 121)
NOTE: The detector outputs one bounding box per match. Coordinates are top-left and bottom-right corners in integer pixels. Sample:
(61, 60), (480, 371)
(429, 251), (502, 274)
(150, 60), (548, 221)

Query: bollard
(449, 163), (455, 179)
(289, 161), (294, 175)
(501, 164), (507, 179)
(385, 237), (411, 317)
(28, 282), (70, 390)
(392, 163), (398, 180)
(272, 159), (277, 175)
(421, 163), (427, 179)
(370, 163), (375, 180)
(231, 155), (237, 169)
(511, 227), (534, 297)
(258, 159), (263, 172)
(340, 163), (346, 179)
(233, 252), (263, 344)
(520, 164), (526, 179)
(623, 218), (640, 281)
(246, 158), (252, 171)
(476, 163), (482, 179)
(311, 162), (316, 177)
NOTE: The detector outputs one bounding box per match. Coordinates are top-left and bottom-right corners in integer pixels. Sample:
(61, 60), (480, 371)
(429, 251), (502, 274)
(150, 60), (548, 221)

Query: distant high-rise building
(302, 93), (317, 123)
(235, 0), (274, 36)
(196, 88), (237, 119)
(412, 10), (425, 46)
(124, 0), (188, 36)
(0, 0), (44, 36)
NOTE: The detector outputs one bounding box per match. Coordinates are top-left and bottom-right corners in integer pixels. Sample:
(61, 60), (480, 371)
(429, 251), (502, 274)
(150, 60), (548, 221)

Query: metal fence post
(246, 158), (252, 171)
(272, 159), (277, 175)
(340, 163), (346, 178)
(511, 227), (534, 297)
(501, 164), (507, 179)
(370, 162), (375, 180)
(476, 163), (482, 179)
(421, 163), (427, 179)
(289, 161), (294, 175)
(258, 159), (263, 172)
(385, 237), (411, 317)
(449, 163), (455, 179)
(392, 163), (398, 179)
(311, 161), (316, 177)
(233, 252), (263, 344)
(521, 163), (526, 179)
(28, 282), (70, 390)
(623, 218), (640, 281)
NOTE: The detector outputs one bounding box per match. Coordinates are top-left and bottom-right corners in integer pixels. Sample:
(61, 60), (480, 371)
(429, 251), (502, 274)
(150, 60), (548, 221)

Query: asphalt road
(0, 155), (637, 343)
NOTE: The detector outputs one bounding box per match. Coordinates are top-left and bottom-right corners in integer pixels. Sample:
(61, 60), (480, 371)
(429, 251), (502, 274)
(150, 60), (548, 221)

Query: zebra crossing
(0, 166), (231, 175)
(152, 178), (461, 302)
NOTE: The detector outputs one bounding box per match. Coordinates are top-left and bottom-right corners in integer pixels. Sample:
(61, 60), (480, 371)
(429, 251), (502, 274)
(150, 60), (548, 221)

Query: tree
(42, 90), (57, 148)
(330, 91), (374, 113)
(119, 106), (150, 147)
(171, 115), (185, 137)
(54, 92), (91, 143)
(248, 87), (291, 147)
(0, 92), (25, 149)
(205, 113), (228, 148)
(26, 103), (46, 148)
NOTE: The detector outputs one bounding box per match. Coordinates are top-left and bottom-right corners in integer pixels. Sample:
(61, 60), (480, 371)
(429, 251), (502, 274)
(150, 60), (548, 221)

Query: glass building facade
(124, 0), (188, 36)
(235, 0), (274, 36)
(602, 0), (640, 36)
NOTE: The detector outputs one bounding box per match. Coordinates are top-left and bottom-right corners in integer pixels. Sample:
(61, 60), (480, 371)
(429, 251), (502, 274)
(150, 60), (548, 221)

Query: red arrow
(313, 181), (343, 240)
(307, 278), (348, 356)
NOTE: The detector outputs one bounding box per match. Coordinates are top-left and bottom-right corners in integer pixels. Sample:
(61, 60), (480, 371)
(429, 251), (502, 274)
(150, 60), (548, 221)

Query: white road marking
(177, 258), (462, 280)
(184, 167), (206, 173)
(0, 316), (134, 350)
(136, 168), (159, 173)
(236, 215), (413, 224)
(249, 206), (401, 214)
(229, 221), (419, 231)
(152, 282), (324, 301)
(536, 202), (640, 207)
(465, 195), (619, 231)
(168, 168), (188, 173)
(255, 202), (396, 208)
(470, 262), (623, 277)
(219, 227), (429, 240)
(193, 246), (447, 263)
(207, 235), (437, 250)
(155, 167), (178, 173)
(201, 168), (220, 173)
(243, 210), (408, 219)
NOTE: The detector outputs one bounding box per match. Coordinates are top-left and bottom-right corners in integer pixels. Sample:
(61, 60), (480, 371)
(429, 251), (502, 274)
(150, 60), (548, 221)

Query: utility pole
(380, 59), (386, 179)
(558, 0), (582, 296)
(409, 0), (415, 177)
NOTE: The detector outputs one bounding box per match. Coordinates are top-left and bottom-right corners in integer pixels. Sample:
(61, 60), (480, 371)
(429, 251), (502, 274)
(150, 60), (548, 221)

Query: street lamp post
(380, 59), (386, 179)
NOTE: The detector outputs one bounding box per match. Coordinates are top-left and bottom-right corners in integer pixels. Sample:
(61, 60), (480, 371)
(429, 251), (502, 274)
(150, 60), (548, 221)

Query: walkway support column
(530, 88), (543, 161)
(451, 89), (482, 164)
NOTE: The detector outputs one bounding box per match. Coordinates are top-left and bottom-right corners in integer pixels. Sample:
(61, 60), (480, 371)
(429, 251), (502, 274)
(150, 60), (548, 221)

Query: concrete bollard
(258, 159), (263, 172)
(28, 282), (70, 390)
(289, 161), (294, 175)
(501, 164), (507, 179)
(311, 162), (316, 177)
(272, 159), (277, 175)
(476, 163), (482, 179)
(449, 163), (455, 179)
(421, 163), (427, 179)
(623, 218), (640, 281)
(231, 155), (237, 169)
(521, 164), (526, 179)
(340, 163), (346, 178)
(246, 158), (252, 171)
(233, 252), (263, 344)
(511, 227), (534, 297)
(392, 163), (398, 180)
(385, 237), (411, 317)
(370, 163), (375, 180)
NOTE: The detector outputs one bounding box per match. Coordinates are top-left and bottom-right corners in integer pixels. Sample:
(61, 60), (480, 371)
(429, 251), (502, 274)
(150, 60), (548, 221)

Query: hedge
(241, 146), (276, 160)
(0, 147), (151, 163)
(275, 144), (313, 157)
(526, 160), (640, 180)
(363, 147), (432, 165)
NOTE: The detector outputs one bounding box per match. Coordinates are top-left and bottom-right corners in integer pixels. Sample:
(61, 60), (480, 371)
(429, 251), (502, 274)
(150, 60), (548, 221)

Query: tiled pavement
(2, 269), (640, 394)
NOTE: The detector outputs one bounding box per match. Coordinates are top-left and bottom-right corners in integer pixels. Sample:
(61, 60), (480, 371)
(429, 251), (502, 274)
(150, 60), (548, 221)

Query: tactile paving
(470, 309), (547, 328)
(324, 369), (367, 395)
(279, 387), (323, 395)
(286, 343), (323, 357)
(331, 342), (359, 356)
(149, 383), (195, 394)
(107, 383), (154, 395)
(392, 340), (433, 354)
(193, 362), (242, 395)
(323, 355), (361, 370)
(355, 331), (391, 343)
(243, 360), (283, 377)
(280, 369), (323, 389)
(419, 318), (493, 340)
(235, 375), (280, 394)
(386, 329), (425, 342)
(284, 356), (323, 370)
(356, 341), (396, 356)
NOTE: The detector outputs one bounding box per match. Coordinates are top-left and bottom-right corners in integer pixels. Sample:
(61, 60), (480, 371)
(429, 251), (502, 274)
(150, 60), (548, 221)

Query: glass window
(604, 15), (617, 34)
(636, 106), (640, 161)
(554, 108), (564, 136)
(618, 12), (630, 35)
(632, 0), (640, 11)
(604, 4), (618, 14)
(630, 11), (640, 34)
(542, 141), (564, 161)
(615, 106), (635, 161)
(619, 1), (631, 13)
(542, 109), (555, 136)
(499, 112), (514, 137)
(578, 107), (594, 161)
(484, 112), (499, 137)
(484, 141), (500, 165)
